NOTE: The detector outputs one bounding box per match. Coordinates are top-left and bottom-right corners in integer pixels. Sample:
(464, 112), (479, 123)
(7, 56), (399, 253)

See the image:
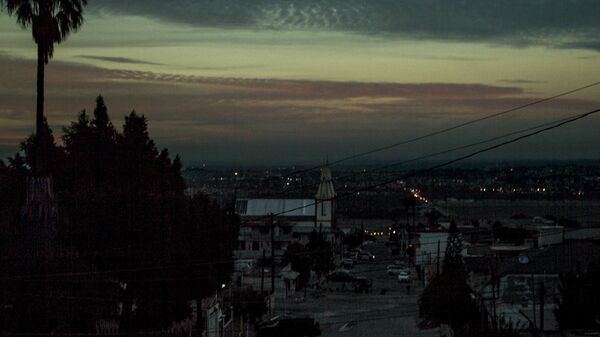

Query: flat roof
(236, 199), (315, 217)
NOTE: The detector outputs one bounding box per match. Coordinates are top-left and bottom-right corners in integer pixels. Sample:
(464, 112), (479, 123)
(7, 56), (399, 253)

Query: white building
(234, 167), (337, 261)
(315, 166), (336, 231)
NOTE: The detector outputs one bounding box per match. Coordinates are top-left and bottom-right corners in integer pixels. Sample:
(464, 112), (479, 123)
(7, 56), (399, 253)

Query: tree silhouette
(442, 221), (463, 273)
(3, 0), (87, 172)
(1, 96), (240, 333)
(307, 230), (334, 283)
(419, 221), (478, 334)
(555, 260), (600, 330)
(283, 242), (311, 290)
(403, 195), (416, 227)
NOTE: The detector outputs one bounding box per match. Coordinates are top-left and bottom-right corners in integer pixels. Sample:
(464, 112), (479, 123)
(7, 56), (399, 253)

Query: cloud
(90, 0), (600, 50)
(78, 55), (164, 65)
(498, 79), (546, 84)
(1, 54), (599, 164)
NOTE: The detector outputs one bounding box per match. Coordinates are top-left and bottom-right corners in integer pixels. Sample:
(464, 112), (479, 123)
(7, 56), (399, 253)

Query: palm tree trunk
(35, 43), (46, 176)
(36, 43), (45, 136)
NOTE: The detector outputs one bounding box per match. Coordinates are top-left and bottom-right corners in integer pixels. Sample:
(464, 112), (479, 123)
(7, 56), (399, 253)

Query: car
(357, 251), (375, 261)
(361, 240), (374, 246)
(387, 265), (405, 275)
(397, 271), (411, 283)
(341, 258), (355, 269)
(256, 315), (295, 329)
(353, 277), (372, 293)
(348, 248), (363, 256)
(256, 316), (321, 337)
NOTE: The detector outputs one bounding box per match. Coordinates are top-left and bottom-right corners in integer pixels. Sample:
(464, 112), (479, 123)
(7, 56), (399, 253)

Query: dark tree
(419, 222), (478, 334)
(0, 97), (240, 334)
(283, 242), (311, 289)
(227, 288), (268, 324)
(306, 230), (335, 283)
(555, 260), (600, 330)
(403, 195), (416, 227)
(342, 231), (364, 250)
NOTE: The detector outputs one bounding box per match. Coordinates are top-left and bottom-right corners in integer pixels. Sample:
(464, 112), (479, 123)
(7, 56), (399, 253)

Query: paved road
(274, 240), (437, 337)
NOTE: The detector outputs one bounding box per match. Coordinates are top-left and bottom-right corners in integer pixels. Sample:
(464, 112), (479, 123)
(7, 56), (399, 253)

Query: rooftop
(235, 198), (315, 217)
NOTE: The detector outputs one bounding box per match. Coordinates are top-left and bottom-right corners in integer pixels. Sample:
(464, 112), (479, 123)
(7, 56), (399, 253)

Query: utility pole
(436, 240), (441, 276)
(270, 213), (275, 293)
(490, 262), (498, 332)
(261, 249), (265, 292)
(531, 274), (537, 330)
(539, 281), (546, 332)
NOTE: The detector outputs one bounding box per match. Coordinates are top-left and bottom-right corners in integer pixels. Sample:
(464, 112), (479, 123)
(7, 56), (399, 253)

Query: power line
(278, 112), (583, 195)
(254, 93), (600, 201)
(282, 81), (600, 177)
(263, 107), (600, 219)
(61, 106), (598, 260)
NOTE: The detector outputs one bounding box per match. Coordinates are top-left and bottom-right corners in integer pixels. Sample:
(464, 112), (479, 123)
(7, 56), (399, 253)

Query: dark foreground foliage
(0, 96), (239, 334)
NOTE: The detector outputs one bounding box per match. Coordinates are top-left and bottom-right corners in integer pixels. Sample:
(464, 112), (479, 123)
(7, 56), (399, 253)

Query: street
(274, 240), (437, 337)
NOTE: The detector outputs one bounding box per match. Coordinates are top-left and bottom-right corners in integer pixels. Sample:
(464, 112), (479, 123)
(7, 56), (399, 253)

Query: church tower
(315, 166), (336, 230)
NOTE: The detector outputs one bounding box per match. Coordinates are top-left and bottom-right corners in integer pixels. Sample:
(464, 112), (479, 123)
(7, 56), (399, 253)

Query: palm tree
(3, 0), (87, 139)
(2, 0), (87, 248)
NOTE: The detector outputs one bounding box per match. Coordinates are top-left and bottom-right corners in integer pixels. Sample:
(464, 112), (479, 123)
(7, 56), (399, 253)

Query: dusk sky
(1, 0), (600, 166)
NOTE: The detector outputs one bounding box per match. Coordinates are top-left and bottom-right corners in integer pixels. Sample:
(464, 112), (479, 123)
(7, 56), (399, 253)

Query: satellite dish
(518, 255), (529, 265)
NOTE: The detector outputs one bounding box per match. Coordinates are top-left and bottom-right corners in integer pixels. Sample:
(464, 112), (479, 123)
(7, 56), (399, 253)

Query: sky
(1, 0), (600, 166)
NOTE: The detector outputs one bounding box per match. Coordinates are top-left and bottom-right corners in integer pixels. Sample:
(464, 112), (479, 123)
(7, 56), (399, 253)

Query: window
(252, 242), (259, 251)
(321, 201), (327, 216)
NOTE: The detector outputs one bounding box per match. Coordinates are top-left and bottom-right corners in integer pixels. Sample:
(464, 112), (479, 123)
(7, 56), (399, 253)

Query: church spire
(316, 165), (336, 200)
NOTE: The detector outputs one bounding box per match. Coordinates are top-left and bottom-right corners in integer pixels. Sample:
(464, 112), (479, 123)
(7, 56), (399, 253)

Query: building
(234, 167), (337, 261)
(413, 229), (449, 286)
(315, 166), (336, 231)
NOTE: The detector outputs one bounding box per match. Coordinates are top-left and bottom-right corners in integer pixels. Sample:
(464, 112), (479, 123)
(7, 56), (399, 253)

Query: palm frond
(4, 0), (87, 61)
(4, 0), (34, 29)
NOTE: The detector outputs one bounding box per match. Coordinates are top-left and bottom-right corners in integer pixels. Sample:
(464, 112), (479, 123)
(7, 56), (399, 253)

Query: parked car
(256, 315), (294, 329)
(353, 277), (372, 293)
(256, 316), (321, 337)
(397, 271), (411, 283)
(348, 248), (363, 256)
(361, 240), (374, 247)
(357, 251), (375, 261)
(342, 258), (355, 269)
(387, 265), (405, 275)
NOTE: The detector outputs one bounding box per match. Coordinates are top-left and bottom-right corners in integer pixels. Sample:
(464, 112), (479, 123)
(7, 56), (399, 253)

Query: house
(413, 229), (449, 286)
(235, 198), (316, 259)
(467, 241), (600, 333)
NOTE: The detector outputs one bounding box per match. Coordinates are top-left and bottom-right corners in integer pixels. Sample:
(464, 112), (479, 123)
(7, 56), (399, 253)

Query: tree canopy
(419, 222), (478, 334)
(555, 259), (600, 330)
(0, 96), (240, 334)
